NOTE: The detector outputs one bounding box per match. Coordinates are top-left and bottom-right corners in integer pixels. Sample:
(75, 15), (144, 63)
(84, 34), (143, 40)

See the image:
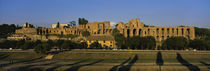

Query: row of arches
(122, 27), (193, 40)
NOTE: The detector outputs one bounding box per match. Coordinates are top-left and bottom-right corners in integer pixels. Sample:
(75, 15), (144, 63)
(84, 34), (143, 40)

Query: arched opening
(127, 29), (130, 37)
(162, 28), (164, 35)
(61, 31), (63, 35)
(167, 28), (169, 34)
(139, 29), (142, 35)
(177, 28), (179, 35)
(187, 28), (190, 34)
(181, 28), (184, 35)
(133, 29), (136, 36)
(156, 28), (159, 35)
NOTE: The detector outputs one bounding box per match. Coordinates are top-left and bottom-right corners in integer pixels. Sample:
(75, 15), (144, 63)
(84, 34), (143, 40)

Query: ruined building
(8, 18), (195, 46)
(8, 21), (113, 40)
(117, 19), (195, 42)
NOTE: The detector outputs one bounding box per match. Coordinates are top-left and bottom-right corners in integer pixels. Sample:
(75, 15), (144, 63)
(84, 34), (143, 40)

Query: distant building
(117, 19), (195, 41)
(23, 23), (34, 28)
(8, 18), (195, 47)
(85, 35), (115, 48)
(52, 24), (70, 28)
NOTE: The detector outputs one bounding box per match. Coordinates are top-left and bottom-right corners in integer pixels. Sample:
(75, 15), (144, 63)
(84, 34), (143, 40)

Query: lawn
(0, 50), (210, 71)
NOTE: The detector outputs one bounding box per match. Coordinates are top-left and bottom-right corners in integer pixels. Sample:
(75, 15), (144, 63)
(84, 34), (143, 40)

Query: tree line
(0, 24), (21, 38)
(0, 40), (88, 54)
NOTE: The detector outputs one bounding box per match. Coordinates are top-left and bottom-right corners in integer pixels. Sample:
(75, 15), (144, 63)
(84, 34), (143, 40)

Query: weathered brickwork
(11, 18), (195, 42)
(117, 19), (195, 41)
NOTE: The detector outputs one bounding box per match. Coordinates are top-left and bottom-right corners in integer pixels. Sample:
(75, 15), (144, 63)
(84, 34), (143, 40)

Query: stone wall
(117, 19), (195, 41)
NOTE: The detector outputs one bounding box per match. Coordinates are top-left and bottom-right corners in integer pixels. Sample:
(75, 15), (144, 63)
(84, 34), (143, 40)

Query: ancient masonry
(117, 19), (195, 41)
(8, 18), (195, 42)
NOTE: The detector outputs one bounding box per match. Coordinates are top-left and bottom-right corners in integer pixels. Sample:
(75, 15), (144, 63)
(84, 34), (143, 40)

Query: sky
(0, 0), (210, 28)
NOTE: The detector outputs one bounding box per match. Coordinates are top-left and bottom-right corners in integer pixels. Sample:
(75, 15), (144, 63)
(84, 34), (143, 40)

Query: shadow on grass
(8, 61), (57, 71)
(176, 53), (200, 71)
(0, 54), (9, 60)
(0, 56), (43, 67)
(109, 57), (131, 71)
(200, 61), (210, 69)
(65, 59), (104, 71)
(46, 60), (87, 71)
(156, 51), (164, 71)
(118, 54), (138, 71)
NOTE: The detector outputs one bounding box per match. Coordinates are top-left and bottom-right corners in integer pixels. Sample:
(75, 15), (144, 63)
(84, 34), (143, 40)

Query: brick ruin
(8, 18), (195, 42)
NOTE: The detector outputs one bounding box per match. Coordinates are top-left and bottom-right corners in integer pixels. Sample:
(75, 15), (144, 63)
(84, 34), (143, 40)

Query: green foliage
(16, 40), (25, 49)
(56, 40), (64, 49)
(89, 41), (102, 49)
(78, 18), (88, 25)
(56, 22), (60, 28)
(82, 30), (90, 37)
(195, 27), (210, 37)
(189, 39), (210, 50)
(20, 42), (32, 50)
(0, 24), (21, 38)
(141, 36), (156, 49)
(47, 39), (54, 47)
(60, 40), (77, 50)
(112, 28), (127, 49)
(126, 36), (156, 50)
(69, 21), (76, 27)
(79, 42), (88, 49)
(34, 42), (51, 54)
(162, 37), (189, 50)
(0, 40), (17, 49)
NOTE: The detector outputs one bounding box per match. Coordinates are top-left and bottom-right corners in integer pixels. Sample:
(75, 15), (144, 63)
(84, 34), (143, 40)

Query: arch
(177, 28), (179, 35)
(156, 28), (159, 35)
(187, 28), (190, 34)
(167, 28), (169, 34)
(133, 29), (136, 36)
(162, 28), (164, 35)
(139, 29), (142, 35)
(181, 28), (184, 35)
(172, 28), (174, 34)
(127, 29), (130, 37)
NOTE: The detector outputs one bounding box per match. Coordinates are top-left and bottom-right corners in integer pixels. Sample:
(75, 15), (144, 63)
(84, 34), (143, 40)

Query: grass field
(0, 50), (210, 71)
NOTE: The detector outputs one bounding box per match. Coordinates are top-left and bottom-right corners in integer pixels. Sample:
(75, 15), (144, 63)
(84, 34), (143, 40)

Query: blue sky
(0, 0), (210, 28)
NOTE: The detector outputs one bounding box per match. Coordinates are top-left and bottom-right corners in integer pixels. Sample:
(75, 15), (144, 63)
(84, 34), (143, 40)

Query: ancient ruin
(8, 18), (195, 42)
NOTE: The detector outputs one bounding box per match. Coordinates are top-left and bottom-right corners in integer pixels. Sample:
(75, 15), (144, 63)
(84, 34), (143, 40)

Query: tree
(89, 41), (102, 49)
(56, 40), (64, 49)
(79, 42), (88, 49)
(195, 27), (210, 37)
(34, 43), (51, 54)
(78, 18), (88, 25)
(21, 41), (33, 50)
(60, 40), (77, 50)
(60, 41), (70, 50)
(69, 21), (76, 27)
(112, 28), (127, 49)
(162, 37), (188, 50)
(126, 36), (141, 49)
(0, 24), (21, 38)
(47, 39), (54, 47)
(141, 36), (156, 50)
(16, 40), (25, 49)
(56, 22), (60, 28)
(189, 39), (210, 50)
(126, 36), (156, 50)
(82, 30), (90, 37)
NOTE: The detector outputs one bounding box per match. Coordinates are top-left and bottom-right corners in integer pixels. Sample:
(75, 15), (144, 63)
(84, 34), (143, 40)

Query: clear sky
(0, 0), (210, 28)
